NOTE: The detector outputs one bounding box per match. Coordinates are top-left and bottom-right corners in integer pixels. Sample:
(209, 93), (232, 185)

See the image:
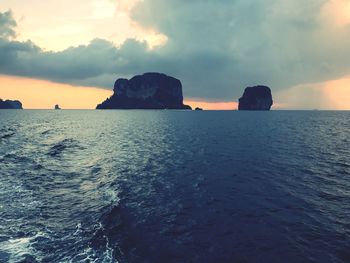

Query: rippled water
(0, 110), (350, 263)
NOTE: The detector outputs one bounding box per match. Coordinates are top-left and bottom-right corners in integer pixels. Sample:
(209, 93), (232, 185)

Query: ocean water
(0, 110), (350, 263)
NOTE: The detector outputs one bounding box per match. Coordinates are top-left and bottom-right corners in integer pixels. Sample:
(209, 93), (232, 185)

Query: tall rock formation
(238, 86), (273, 111)
(97, 73), (192, 110)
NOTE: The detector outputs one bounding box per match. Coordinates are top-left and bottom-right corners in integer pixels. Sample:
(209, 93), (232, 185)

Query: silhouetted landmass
(55, 104), (61, 110)
(238, 86), (273, 111)
(195, 107), (203, 111)
(0, 99), (23, 109)
(97, 73), (192, 110)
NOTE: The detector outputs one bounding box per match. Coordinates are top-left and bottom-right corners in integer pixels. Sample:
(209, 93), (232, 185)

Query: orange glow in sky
(322, 0), (350, 27)
(0, 75), (238, 110)
(185, 100), (238, 110)
(0, 75), (113, 109)
(321, 77), (350, 109)
(2, 74), (350, 110)
(275, 76), (350, 110)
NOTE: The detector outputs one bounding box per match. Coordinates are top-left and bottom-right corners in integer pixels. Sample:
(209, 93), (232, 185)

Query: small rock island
(55, 104), (61, 110)
(238, 86), (273, 111)
(96, 73), (192, 110)
(0, 99), (23, 109)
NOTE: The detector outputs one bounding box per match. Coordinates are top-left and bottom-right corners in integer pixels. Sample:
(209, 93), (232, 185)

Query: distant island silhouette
(0, 99), (23, 109)
(0, 78), (274, 111)
(96, 73), (192, 110)
(238, 86), (273, 111)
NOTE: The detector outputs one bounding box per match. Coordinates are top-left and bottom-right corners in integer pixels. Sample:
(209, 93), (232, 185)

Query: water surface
(0, 110), (349, 262)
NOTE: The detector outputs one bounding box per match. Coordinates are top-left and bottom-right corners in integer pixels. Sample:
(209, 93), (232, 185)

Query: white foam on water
(61, 242), (117, 263)
(0, 232), (46, 262)
(57, 222), (118, 263)
(104, 188), (120, 205)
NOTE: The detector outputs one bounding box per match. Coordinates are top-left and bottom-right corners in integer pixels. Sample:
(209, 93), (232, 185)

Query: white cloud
(0, 0), (166, 51)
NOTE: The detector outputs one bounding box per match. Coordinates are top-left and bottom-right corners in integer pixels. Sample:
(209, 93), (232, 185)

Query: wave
(56, 222), (117, 263)
(0, 132), (15, 140)
(0, 224), (118, 263)
(90, 206), (123, 262)
(0, 127), (15, 140)
(2, 153), (32, 164)
(47, 138), (82, 157)
(0, 232), (47, 263)
(41, 129), (51, 136)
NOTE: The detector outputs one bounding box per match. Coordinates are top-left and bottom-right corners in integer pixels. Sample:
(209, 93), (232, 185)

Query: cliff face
(97, 73), (192, 110)
(0, 99), (23, 109)
(238, 86), (273, 111)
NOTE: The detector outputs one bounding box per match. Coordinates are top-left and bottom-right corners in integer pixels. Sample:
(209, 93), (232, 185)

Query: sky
(1, 0), (350, 109)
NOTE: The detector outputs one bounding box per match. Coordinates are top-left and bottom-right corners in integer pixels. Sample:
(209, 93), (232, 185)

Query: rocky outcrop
(96, 73), (192, 110)
(0, 99), (23, 109)
(55, 104), (61, 110)
(238, 86), (273, 111)
(195, 107), (203, 111)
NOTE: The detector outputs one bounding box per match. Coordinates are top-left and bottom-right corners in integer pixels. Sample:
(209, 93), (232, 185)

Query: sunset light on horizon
(0, 75), (112, 109)
(2, 73), (350, 110)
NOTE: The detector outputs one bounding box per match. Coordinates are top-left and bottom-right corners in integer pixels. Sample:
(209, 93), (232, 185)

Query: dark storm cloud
(0, 11), (170, 89)
(0, 33), (153, 88)
(0, 10), (16, 38)
(131, 0), (350, 99)
(1, 1), (350, 100)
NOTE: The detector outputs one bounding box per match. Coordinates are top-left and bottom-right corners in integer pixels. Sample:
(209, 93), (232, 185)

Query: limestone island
(55, 104), (61, 110)
(96, 73), (192, 110)
(195, 107), (203, 111)
(0, 99), (23, 109)
(238, 86), (273, 111)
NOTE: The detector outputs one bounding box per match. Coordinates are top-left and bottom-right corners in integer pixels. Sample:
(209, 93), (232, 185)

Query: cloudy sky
(1, 0), (350, 109)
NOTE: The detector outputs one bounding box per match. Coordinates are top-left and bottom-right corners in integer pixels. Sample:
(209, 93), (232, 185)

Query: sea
(0, 110), (349, 263)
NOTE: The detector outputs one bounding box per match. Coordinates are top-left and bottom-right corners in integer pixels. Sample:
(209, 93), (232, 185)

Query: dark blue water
(0, 110), (350, 263)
